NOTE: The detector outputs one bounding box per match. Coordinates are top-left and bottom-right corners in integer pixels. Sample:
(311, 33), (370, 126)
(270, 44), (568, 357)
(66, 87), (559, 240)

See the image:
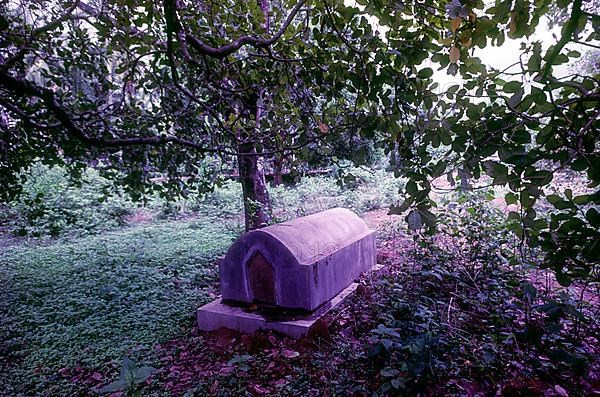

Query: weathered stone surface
(220, 208), (376, 311)
(197, 283), (358, 338)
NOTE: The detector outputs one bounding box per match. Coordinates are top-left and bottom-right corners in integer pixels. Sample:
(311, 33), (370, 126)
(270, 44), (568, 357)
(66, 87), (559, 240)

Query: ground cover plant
(0, 170), (404, 395)
(0, 217), (237, 395)
(143, 195), (598, 396)
(1, 174), (598, 395)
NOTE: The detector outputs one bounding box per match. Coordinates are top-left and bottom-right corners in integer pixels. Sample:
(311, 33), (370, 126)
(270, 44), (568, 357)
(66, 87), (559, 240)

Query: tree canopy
(1, 0), (599, 282)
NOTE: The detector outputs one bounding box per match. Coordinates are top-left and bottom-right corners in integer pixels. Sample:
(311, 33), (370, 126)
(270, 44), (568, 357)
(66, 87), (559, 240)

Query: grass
(0, 216), (239, 394)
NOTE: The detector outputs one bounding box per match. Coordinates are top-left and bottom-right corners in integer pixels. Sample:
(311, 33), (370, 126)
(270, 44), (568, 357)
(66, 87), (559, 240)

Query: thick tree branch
(0, 69), (216, 151)
(0, 70), (334, 158)
(164, 0), (307, 59)
(0, 97), (61, 129)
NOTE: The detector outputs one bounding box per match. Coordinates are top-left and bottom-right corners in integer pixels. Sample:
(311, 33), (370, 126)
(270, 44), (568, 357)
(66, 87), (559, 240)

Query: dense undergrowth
(370, 193), (598, 395)
(1, 162), (405, 239)
(2, 163), (133, 237)
(0, 218), (237, 395)
(0, 164), (598, 396)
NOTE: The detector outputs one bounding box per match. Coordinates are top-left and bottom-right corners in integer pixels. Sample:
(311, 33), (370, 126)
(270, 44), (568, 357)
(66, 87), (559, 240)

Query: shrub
(195, 179), (244, 217)
(153, 167), (405, 224)
(270, 168), (406, 221)
(7, 163), (134, 237)
(369, 190), (596, 394)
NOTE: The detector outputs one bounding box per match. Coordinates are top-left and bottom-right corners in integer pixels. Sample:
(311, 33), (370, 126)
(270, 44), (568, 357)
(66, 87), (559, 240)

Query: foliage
(0, 0), (386, 201)
(367, 0), (600, 285)
(200, 180), (245, 217)
(117, 192), (597, 396)
(370, 192), (597, 394)
(157, 167), (405, 220)
(428, 189), (514, 263)
(270, 168), (404, 219)
(99, 357), (156, 396)
(7, 162), (134, 237)
(1, 0), (598, 280)
(1, 187), (597, 395)
(538, 188), (600, 285)
(1, 0), (599, 391)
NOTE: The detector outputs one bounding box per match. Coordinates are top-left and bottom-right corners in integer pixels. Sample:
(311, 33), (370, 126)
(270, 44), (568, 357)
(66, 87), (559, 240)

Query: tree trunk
(272, 156), (283, 186)
(238, 142), (272, 231)
(237, 81), (271, 231)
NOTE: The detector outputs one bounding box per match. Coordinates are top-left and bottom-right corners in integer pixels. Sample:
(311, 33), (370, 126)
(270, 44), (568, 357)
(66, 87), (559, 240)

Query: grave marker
(197, 208), (376, 337)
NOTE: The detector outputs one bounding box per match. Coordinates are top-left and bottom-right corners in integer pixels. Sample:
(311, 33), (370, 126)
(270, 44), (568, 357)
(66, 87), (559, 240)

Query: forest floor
(1, 205), (598, 396)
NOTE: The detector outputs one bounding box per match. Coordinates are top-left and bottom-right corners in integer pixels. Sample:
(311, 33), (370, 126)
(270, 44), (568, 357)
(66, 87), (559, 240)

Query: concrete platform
(197, 283), (358, 338)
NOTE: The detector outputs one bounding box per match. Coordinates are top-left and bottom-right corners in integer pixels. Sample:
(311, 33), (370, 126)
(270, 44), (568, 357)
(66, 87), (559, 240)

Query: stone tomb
(197, 208), (376, 338)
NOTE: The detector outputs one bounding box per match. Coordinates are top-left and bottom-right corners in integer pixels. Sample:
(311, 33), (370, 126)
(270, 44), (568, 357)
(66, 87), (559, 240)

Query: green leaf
(134, 366), (156, 383)
(0, 15), (8, 30)
(389, 197), (415, 214)
(419, 208), (437, 227)
(99, 380), (127, 394)
(340, 6), (360, 19)
(508, 88), (524, 108)
(528, 54), (541, 72)
(555, 272), (572, 287)
(373, 324), (401, 337)
(572, 194), (590, 205)
(522, 282), (537, 301)
(511, 129), (531, 144)
(526, 170), (553, 186)
(503, 81), (522, 93)
(505, 192), (518, 205)
(431, 160), (447, 178)
(406, 180), (418, 194)
(546, 194), (573, 210)
(119, 357), (137, 381)
(582, 240), (600, 260)
(391, 377), (406, 389)
(417, 68), (434, 79)
(586, 208), (600, 226)
(380, 368), (401, 377)
(483, 160), (508, 184)
(530, 86), (546, 104)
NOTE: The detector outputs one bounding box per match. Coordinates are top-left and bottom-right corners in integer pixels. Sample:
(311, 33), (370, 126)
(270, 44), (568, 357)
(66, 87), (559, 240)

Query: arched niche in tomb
(247, 251), (276, 305)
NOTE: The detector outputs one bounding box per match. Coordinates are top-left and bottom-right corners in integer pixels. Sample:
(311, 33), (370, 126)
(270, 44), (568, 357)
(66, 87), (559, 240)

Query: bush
(194, 179), (244, 217)
(154, 167), (405, 224)
(7, 163), (134, 237)
(13, 162), (405, 235)
(371, 191), (596, 395)
(270, 167), (406, 221)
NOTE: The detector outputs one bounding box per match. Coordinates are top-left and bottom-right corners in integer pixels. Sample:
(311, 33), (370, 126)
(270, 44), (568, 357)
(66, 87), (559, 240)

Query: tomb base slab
(197, 283), (357, 338)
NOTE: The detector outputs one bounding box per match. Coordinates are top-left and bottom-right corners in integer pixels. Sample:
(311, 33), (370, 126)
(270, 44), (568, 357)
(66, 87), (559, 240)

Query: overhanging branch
(0, 70), (337, 158)
(164, 0), (307, 59)
(0, 69), (217, 152)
